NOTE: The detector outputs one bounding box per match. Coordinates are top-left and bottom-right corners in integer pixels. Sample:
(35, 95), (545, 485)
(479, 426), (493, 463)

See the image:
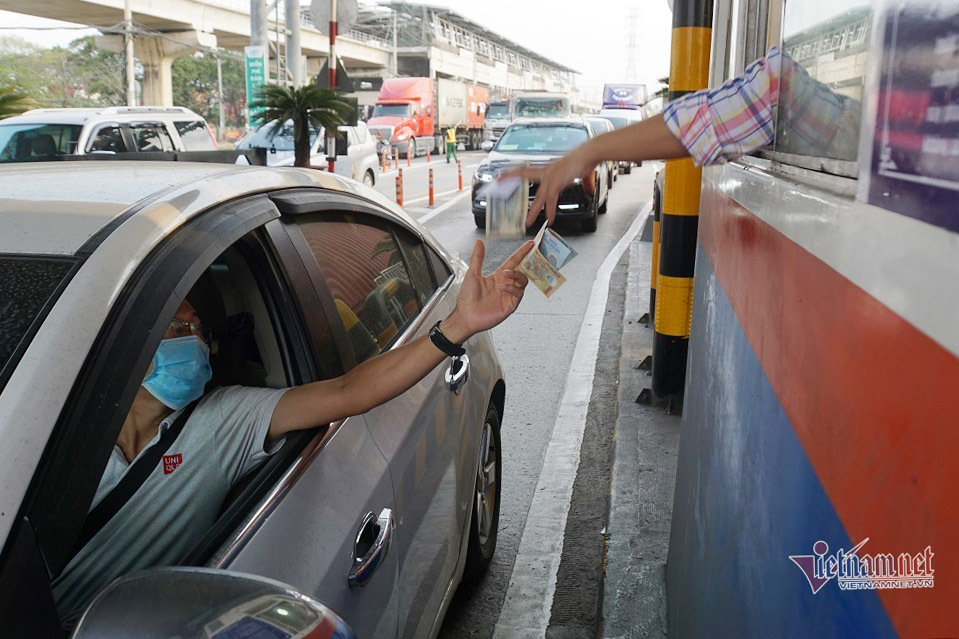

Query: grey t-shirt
(52, 385), (288, 622)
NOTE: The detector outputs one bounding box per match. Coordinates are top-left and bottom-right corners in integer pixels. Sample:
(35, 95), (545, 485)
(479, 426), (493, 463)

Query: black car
(471, 118), (609, 232)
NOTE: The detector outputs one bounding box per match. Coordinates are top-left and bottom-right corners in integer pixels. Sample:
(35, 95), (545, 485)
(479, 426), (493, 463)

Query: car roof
(2, 107), (204, 126)
(0, 161), (411, 256)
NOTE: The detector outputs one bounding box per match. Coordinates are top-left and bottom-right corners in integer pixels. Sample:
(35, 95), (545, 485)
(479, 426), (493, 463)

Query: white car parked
(0, 106), (218, 161)
(235, 121), (380, 187)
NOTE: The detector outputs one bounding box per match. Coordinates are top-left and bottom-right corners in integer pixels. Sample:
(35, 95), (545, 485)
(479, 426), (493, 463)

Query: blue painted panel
(665, 246), (896, 638)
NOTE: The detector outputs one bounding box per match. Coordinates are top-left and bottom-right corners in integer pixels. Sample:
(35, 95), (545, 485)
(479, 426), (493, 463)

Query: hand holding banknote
(517, 223), (578, 298)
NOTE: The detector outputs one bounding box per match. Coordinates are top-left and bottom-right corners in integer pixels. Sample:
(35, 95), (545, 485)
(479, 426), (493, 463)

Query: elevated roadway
(1, 0), (390, 104)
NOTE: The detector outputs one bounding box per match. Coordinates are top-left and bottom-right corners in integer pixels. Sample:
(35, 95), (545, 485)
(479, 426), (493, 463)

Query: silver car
(235, 120), (380, 187)
(0, 162), (504, 638)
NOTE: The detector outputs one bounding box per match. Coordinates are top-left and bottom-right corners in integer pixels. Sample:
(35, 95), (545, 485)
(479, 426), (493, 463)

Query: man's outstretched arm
(267, 239), (532, 440)
(504, 48), (784, 227)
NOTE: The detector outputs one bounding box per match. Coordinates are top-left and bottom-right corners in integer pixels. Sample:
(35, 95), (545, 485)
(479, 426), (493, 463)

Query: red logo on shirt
(163, 453), (183, 475)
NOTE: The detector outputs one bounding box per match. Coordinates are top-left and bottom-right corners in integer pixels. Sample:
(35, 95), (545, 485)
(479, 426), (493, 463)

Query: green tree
(172, 51), (246, 130)
(250, 84), (353, 167)
(0, 84), (34, 119)
(0, 35), (129, 108)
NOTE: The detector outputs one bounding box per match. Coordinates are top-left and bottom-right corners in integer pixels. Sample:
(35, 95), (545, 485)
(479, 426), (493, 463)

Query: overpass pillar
(97, 30), (217, 106)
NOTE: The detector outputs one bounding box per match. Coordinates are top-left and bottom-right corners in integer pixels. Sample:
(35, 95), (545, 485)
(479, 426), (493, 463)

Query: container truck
(367, 77), (489, 158)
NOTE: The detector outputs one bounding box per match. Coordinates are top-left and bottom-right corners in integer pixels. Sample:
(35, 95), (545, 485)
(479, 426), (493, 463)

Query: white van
(0, 106), (218, 162)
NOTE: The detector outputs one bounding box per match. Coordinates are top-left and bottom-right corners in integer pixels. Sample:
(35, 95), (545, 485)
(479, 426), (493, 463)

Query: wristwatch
(429, 321), (466, 357)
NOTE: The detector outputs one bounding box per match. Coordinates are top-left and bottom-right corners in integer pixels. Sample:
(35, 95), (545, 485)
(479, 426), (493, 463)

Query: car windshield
(514, 98), (570, 118)
(0, 256), (75, 390)
(0, 123), (82, 162)
(494, 124), (588, 153)
(235, 122), (320, 151)
(372, 104), (411, 118)
(487, 104), (510, 118)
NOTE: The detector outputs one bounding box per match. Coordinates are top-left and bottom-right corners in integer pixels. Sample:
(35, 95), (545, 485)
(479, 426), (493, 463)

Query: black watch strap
(429, 320), (466, 357)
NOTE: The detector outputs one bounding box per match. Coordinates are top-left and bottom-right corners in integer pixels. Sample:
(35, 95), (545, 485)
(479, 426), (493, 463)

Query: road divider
(429, 168), (435, 206)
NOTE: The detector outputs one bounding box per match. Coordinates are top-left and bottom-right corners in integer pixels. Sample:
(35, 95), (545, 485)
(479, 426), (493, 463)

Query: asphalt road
(373, 153), (657, 637)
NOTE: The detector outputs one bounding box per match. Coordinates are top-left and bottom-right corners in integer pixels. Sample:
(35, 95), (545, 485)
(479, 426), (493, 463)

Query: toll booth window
(772, 2), (873, 162)
(297, 219), (421, 362)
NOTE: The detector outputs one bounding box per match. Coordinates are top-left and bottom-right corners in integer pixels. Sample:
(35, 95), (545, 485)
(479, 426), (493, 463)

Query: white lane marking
(493, 199), (653, 638)
(380, 160), (481, 179)
(415, 190), (471, 224)
(404, 187), (463, 206)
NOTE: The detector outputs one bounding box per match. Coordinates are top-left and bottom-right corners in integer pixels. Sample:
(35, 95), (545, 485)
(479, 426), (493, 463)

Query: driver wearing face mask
(52, 239), (532, 624)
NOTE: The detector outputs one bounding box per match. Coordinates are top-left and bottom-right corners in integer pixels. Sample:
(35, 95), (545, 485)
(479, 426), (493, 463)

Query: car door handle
(348, 508), (394, 588)
(444, 354), (470, 395)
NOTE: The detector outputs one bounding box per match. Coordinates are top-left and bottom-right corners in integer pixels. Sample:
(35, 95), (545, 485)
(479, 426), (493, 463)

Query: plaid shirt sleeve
(663, 47), (783, 166)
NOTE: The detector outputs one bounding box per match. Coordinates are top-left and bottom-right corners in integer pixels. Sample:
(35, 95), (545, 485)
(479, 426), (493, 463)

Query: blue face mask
(142, 335), (212, 410)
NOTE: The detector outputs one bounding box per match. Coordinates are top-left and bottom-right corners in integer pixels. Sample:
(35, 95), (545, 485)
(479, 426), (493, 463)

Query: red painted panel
(699, 185), (959, 636)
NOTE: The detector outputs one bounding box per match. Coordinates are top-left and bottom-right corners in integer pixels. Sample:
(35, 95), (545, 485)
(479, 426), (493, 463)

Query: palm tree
(0, 85), (35, 120)
(250, 84), (354, 167)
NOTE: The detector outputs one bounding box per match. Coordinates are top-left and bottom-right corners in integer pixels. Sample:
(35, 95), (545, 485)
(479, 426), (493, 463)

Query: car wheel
(363, 170), (375, 187)
(599, 195), (608, 215)
(474, 214), (485, 229)
(462, 403), (502, 586)
(623, 164), (632, 175)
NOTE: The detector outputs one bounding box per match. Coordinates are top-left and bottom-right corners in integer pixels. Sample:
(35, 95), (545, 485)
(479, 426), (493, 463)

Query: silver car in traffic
(0, 162), (504, 638)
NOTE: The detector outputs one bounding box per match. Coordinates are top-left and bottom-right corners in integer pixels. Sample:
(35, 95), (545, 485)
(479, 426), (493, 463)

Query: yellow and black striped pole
(652, 0), (712, 399)
(649, 178), (662, 320)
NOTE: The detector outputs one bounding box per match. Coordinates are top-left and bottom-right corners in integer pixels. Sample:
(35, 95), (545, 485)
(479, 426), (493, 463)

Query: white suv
(0, 106), (218, 162)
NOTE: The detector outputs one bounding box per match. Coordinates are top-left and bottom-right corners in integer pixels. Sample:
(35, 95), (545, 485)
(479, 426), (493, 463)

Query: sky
(0, 1), (674, 100)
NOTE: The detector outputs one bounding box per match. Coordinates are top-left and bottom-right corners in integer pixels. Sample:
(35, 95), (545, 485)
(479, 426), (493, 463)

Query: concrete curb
(602, 238), (681, 638)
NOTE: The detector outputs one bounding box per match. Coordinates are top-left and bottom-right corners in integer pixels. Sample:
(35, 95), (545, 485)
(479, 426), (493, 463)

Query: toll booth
(660, 0), (959, 635)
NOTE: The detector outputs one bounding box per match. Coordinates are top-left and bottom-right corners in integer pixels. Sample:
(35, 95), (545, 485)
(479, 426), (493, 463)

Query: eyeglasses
(166, 318), (210, 342)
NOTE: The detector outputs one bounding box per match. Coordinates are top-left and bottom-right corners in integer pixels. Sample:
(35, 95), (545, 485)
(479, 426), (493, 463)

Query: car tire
(363, 170), (375, 187)
(599, 195), (608, 215)
(474, 214), (485, 229)
(462, 402), (502, 586)
(623, 164), (632, 175)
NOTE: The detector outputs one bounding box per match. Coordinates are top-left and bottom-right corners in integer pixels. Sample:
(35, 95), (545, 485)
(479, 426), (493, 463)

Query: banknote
(478, 177), (528, 240)
(518, 244), (567, 298)
(539, 227), (578, 270)
(517, 222), (575, 298)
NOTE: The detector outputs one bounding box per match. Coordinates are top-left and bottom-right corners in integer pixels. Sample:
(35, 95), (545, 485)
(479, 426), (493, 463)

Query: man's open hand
(448, 239), (533, 339)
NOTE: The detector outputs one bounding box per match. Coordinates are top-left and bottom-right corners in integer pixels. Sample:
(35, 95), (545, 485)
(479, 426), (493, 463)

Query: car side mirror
(481, 141), (494, 151)
(73, 567), (356, 639)
(425, 105), (432, 117)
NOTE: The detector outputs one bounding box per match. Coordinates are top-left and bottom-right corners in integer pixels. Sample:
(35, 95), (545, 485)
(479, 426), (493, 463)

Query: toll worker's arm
(504, 48), (786, 227)
(266, 239), (532, 441)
